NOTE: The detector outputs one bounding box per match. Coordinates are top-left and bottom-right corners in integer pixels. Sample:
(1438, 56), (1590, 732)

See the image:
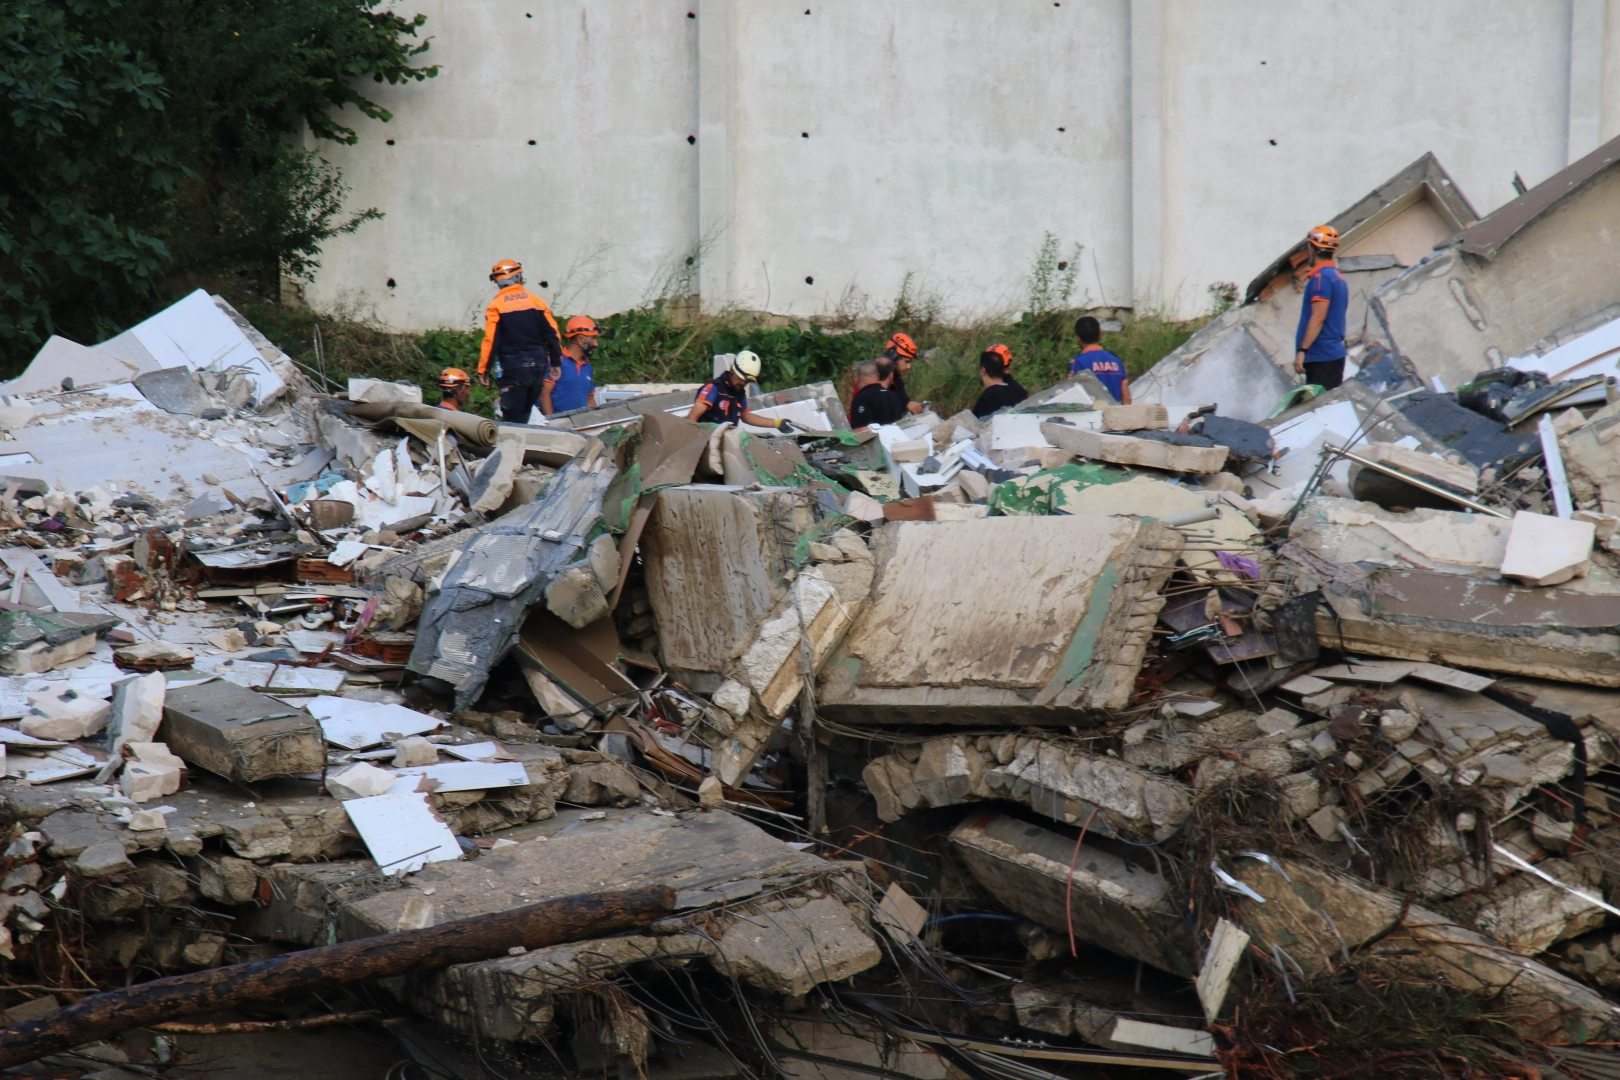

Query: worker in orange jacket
(476, 259), (563, 423)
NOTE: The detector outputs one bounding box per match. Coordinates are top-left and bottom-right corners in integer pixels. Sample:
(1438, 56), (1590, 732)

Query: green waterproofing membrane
(600, 411), (712, 534)
(987, 463), (1142, 516)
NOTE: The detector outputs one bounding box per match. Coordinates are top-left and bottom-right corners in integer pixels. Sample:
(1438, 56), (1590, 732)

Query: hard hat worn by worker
(563, 315), (599, 338)
(489, 259), (524, 286)
(731, 350), (763, 383)
(1306, 225), (1340, 251)
(437, 367), (471, 390)
(885, 332), (918, 360)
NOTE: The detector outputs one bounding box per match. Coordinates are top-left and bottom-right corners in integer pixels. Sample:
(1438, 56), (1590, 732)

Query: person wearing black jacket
(971, 346), (1028, 419)
(849, 360), (904, 428)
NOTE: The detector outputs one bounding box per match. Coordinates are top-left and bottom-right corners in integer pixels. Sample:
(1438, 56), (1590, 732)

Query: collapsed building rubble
(12, 154), (1620, 1078)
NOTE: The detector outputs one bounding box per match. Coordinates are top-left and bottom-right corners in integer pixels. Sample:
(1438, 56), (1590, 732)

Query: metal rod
(1322, 443), (1509, 518)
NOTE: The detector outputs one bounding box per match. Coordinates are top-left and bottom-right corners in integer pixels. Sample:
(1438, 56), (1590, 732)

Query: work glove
(776, 419), (799, 435)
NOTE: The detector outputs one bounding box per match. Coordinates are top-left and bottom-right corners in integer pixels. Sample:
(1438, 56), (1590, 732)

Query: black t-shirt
(971, 381), (1028, 419)
(890, 372), (910, 407)
(850, 383), (905, 427)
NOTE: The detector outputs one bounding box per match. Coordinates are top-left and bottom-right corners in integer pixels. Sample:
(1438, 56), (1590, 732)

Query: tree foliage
(0, 0), (435, 366)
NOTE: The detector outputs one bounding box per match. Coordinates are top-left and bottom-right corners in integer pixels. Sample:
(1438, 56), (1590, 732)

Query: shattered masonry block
(108, 673), (165, 753)
(74, 840), (134, 880)
(127, 742), (183, 768)
(326, 762), (396, 800)
(1499, 510), (1594, 587)
(1040, 420), (1228, 473)
(21, 689), (110, 741)
(121, 761), (181, 803)
(126, 809), (166, 832)
(1101, 404), (1169, 431)
(391, 736), (439, 768)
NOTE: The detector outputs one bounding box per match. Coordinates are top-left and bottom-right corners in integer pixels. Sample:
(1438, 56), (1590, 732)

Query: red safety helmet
(885, 332), (918, 360)
(489, 259), (523, 285)
(564, 315), (599, 338)
(1306, 225), (1340, 252)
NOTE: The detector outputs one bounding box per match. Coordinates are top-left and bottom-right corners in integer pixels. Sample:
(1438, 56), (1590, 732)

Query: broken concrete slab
(1041, 420), (1229, 474)
(1288, 496), (1512, 573)
(274, 809), (880, 1043)
(952, 812), (1195, 976)
(641, 485), (813, 682)
(1499, 510), (1594, 587)
(1230, 855), (1620, 1042)
(1316, 573), (1620, 686)
(1351, 440), (1479, 494)
(820, 516), (1183, 723)
(866, 734), (1191, 843)
(159, 680), (324, 783)
(1102, 404), (1169, 431)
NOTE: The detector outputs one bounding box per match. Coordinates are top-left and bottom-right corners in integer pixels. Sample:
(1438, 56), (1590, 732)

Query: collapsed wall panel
(818, 516), (1182, 723)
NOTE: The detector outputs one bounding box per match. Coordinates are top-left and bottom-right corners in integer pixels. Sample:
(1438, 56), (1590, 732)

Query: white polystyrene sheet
(342, 791), (461, 875)
(386, 760), (529, 794)
(305, 696), (443, 749)
(193, 658), (346, 693)
(1, 337), (143, 397)
(1512, 315), (1620, 383)
(99, 291), (285, 405)
(441, 741), (501, 761)
(741, 398), (832, 434)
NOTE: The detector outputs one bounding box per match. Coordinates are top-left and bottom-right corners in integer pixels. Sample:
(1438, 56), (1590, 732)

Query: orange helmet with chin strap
(1306, 225), (1340, 252)
(563, 315), (599, 338)
(489, 259), (523, 285)
(885, 332), (918, 360)
(438, 367), (471, 390)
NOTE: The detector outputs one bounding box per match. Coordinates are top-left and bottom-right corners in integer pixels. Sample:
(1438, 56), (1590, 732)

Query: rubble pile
(8, 142), (1620, 1078)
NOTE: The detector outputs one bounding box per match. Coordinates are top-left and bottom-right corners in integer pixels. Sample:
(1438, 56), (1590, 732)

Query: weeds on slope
(231, 236), (1213, 419)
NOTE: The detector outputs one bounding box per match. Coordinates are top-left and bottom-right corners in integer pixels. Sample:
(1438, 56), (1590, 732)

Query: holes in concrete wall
(1268, 139), (1277, 146)
(386, 278), (397, 288)
(801, 132), (809, 138)
(528, 139), (537, 145)
(1057, 127), (1065, 132)
(539, 280), (549, 288)
(526, 12), (532, 17)
(804, 276), (814, 285)
(687, 135), (696, 144)
(687, 11), (695, 17)
(386, 139), (395, 145)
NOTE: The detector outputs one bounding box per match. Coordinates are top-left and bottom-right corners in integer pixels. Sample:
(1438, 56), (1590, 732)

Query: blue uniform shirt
(1296, 263), (1349, 361)
(1071, 347), (1127, 401)
(545, 356), (594, 413)
(694, 378), (750, 424)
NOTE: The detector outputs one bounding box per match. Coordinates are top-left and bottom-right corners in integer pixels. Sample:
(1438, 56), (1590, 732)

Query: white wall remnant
(305, 1), (1620, 326)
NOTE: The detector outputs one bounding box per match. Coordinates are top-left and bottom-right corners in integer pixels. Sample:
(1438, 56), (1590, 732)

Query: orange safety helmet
(489, 259), (523, 285)
(563, 315), (599, 338)
(437, 367), (471, 390)
(986, 343), (1013, 366)
(885, 332), (918, 360)
(1306, 225), (1340, 252)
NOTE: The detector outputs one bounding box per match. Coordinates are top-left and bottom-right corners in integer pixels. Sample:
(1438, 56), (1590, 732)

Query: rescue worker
(541, 315), (599, 416)
(1070, 316), (1130, 404)
(436, 368), (472, 411)
(688, 351), (798, 432)
(983, 343), (1027, 398)
(475, 259), (563, 423)
(971, 346), (1028, 419)
(1293, 225), (1350, 390)
(850, 360), (904, 429)
(881, 332), (925, 415)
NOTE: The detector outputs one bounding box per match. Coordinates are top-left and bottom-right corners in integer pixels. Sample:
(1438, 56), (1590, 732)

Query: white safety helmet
(731, 350), (762, 383)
